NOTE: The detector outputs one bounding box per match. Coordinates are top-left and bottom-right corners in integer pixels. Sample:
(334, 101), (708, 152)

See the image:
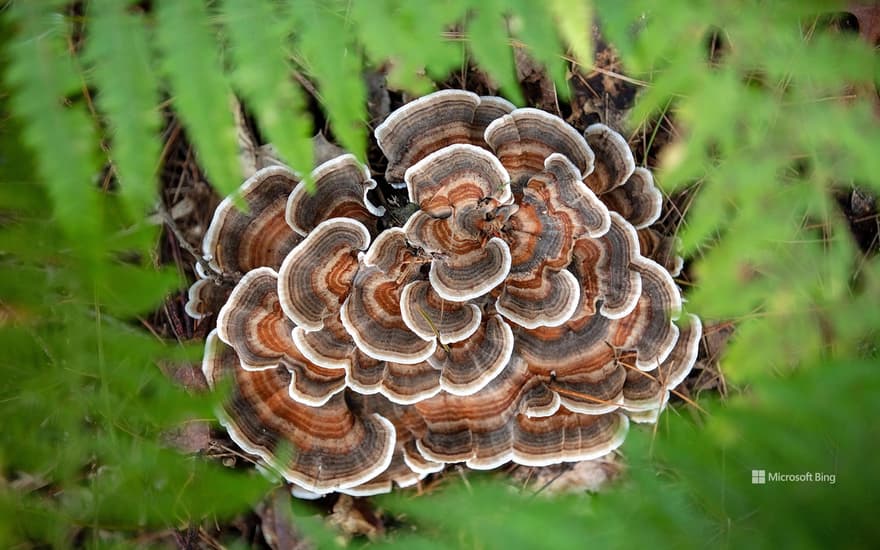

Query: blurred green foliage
(596, 0), (880, 382)
(376, 358), (879, 549)
(1, 0), (878, 548)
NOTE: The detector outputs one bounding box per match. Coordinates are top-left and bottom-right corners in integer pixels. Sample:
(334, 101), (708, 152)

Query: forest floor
(145, 24), (878, 549)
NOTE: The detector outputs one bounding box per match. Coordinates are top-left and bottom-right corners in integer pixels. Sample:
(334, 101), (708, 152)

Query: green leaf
(293, 0), (367, 159)
(6, 1), (102, 246)
(93, 263), (182, 317)
(467, 1), (523, 105)
(507, 0), (569, 99)
(351, 0), (466, 93)
(222, 0), (314, 187)
(547, 0), (593, 69)
(156, 0), (242, 197)
(85, 0), (162, 219)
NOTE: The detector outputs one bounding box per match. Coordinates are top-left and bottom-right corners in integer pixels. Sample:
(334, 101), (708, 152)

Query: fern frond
(288, 0), (367, 161)
(351, 0), (465, 93)
(222, 0), (314, 188)
(547, 0), (593, 69)
(156, 0), (241, 197)
(468, 1), (523, 105)
(84, 0), (161, 219)
(292, 0), (367, 159)
(507, 0), (569, 100)
(5, 1), (101, 245)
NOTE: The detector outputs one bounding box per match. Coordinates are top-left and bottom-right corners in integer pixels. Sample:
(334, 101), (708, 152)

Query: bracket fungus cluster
(189, 90), (700, 497)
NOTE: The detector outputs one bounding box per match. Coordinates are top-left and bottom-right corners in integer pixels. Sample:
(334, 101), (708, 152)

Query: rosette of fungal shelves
(187, 89), (701, 497)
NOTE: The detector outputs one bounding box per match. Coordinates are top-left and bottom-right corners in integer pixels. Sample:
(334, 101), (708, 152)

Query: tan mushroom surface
(202, 166), (302, 277)
(190, 89), (698, 495)
(202, 330), (395, 494)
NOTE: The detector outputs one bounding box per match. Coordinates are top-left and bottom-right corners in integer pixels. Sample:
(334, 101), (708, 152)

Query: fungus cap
(191, 89), (698, 495)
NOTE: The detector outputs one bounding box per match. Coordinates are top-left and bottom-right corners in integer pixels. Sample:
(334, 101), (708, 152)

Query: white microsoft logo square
(752, 470), (766, 484)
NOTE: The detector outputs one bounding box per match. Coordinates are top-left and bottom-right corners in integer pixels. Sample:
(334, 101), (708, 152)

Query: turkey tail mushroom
(191, 89), (699, 496)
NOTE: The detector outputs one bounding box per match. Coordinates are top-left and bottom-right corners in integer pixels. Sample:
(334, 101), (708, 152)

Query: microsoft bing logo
(749, 469), (836, 484)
